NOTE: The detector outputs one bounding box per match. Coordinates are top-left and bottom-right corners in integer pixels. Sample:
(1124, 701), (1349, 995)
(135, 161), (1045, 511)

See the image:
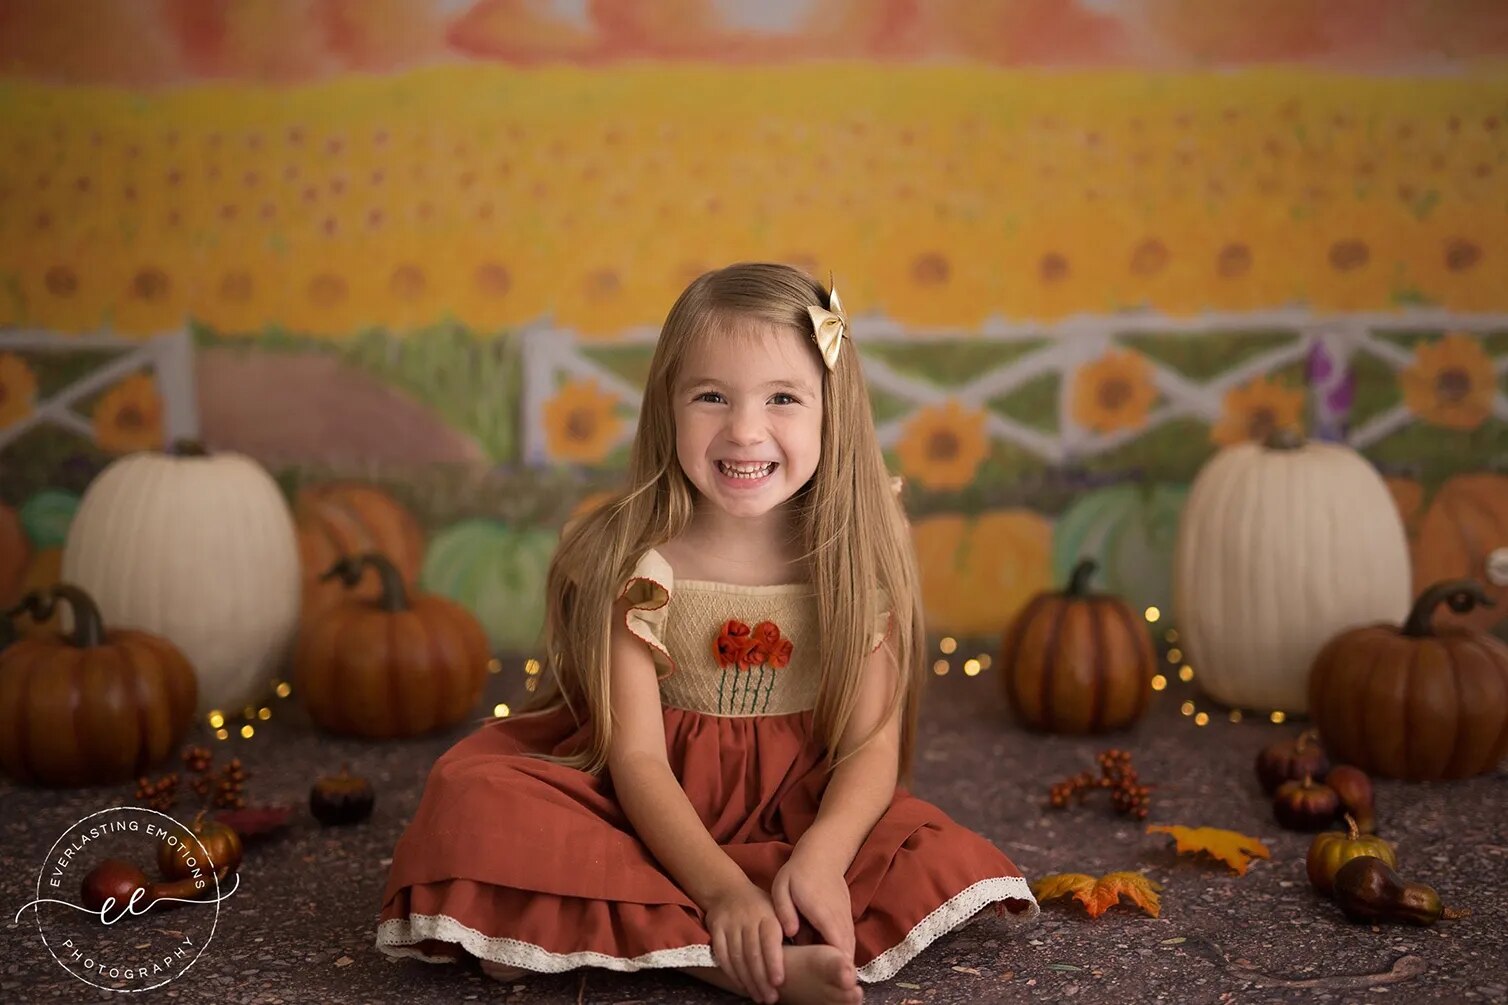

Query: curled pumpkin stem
(5, 590), (55, 623)
(1402, 579), (1492, 637)
(320, 553), (410, 612)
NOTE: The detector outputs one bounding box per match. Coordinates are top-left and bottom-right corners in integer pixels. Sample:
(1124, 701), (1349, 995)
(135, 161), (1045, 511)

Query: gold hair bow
(806, 281), (847, 372)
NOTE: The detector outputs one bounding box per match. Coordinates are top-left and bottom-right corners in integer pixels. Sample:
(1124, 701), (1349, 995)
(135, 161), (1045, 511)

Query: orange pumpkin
(0, 502), (27, 608)
(1309, 579), (1508, 781)
(1411, 474), (1508, 632)
(0, 585), (198, 786)
(294, 553), (490, 738)
(1000, 558), (1156, 734)
(295, 483), (427, 618)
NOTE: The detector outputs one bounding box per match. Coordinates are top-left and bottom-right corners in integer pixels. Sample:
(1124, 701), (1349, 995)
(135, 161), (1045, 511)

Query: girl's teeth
(719, 461), (774, 479)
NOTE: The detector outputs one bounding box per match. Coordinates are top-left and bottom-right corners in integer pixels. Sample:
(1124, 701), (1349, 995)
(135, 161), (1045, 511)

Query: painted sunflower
(114, 251), (191, 336)
(92, 372), (164, 454)
(191, 245), (288, 336)
(1210, 377), (1305, 447)
(19, 243), (111, 333)
(1071, 349), (1159, 434)
(543, 380), (622, 464)
(0, 353), (39, 429)
(895, 401), (990, 492)
(1398, 332), (1496, 431)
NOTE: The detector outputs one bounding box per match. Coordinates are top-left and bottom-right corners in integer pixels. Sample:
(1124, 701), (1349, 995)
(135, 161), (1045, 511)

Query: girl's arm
(605, 597), (785, 1002)
(794, 642), (902, 871)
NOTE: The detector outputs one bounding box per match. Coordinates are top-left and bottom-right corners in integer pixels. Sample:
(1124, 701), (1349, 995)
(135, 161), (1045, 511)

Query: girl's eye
(693, 391), (725, 404)
(770, 393), (799, 406)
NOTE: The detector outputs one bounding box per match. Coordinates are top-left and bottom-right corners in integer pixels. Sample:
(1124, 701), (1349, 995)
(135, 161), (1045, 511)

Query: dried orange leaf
(1147, 824), (1271, 875)
(1032, 871), (1161, 919)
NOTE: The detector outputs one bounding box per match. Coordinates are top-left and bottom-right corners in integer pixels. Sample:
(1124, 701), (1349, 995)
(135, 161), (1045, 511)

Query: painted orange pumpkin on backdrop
(1308, 579), (1508, 781)
(1409, 474), (1508, 633)
(295, 483), (427, 618)
(1000, 558), (1156, 734)
(0, 585), (198, 786)
(294, 553), (490, 739)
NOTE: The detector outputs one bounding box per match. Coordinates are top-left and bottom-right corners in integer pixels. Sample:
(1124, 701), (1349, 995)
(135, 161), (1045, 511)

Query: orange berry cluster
(135, 773), (180, 812)
(1047, 749), (1153, 820)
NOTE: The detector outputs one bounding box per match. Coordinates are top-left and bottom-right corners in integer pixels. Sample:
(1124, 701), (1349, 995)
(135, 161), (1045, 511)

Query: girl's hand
(703, 881), (785, 1004)
(771, 846), (855, 960)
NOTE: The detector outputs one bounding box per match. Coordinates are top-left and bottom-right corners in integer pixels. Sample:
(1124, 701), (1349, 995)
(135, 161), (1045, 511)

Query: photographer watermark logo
(14, 805), (239, 993)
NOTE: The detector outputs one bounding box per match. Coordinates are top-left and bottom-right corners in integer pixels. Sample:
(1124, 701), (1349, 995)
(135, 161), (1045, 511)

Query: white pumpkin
(1172, 433), (1411, 713)
(62, 442), (301, 715)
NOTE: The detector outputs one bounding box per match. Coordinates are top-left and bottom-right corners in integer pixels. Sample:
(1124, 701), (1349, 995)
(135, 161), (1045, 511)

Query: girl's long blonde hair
(527, 262), (926, 779)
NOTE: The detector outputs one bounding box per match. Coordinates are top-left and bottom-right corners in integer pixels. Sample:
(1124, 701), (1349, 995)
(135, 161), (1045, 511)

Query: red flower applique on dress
(713, 619), (791, 714)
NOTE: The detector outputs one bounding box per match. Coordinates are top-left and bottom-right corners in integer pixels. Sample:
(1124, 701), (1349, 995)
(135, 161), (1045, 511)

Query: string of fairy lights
(926, 605), (1294, 728)
(199, 608), (1293, 741)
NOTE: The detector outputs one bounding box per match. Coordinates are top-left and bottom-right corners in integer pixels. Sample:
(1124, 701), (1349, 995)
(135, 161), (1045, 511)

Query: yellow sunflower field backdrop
(1, 2), (1506, 652)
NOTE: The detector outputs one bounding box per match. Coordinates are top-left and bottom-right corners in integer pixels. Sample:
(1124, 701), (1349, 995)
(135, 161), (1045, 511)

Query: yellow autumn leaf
(1031, 871), (1162, 919)
(1147, 825), (1271, 875)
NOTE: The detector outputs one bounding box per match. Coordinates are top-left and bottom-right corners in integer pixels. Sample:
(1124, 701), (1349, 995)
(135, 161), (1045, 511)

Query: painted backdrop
(2, 2), (1506, 693)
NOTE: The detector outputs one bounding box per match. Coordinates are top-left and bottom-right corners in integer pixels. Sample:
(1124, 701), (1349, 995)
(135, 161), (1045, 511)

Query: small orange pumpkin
(293, 553), (490, 738)
(0, 585), (198, 786)
(1309, 579), (1508, 780)
(1000, 558), (1156, 733)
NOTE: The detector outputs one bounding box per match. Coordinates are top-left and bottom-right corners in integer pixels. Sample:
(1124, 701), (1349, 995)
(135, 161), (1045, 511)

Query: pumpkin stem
(321, 553), (409, 612)
(1343, 813), (1358, 840)
(1401, 579), (1493, 637)
(6, 585), (107, 648)
(168, 438), (210, 457)
(1065, 558), (1098, 597)
(1262, 428), (1306, 451)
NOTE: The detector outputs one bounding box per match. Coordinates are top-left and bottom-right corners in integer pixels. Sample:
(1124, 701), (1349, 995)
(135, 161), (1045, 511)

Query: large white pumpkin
(1172, 434), (1411, 713)
(62, 442), (301, 715)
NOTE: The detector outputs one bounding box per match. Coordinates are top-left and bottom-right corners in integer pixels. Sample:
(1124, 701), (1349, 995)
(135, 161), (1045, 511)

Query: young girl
(376, 263), (1039, 1004)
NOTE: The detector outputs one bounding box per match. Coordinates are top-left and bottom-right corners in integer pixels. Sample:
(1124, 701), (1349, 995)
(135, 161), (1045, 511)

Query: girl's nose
(725, 404), (766, 445)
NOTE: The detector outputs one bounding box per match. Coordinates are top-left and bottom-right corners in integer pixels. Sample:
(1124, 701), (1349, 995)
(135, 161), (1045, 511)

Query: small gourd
(1331, 856), (1466, 926)
(1254, 729), (1330, 795)
(1324, 765), (1376, 834)
(1306, 816), (1396, 896)
(310, 765), (375, 826)
(1272, 773), (1340, 831)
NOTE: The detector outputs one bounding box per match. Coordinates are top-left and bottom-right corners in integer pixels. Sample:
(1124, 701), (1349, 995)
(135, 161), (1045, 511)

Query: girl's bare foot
(479, 958), (525, 982)
(776, 945), (861, 1005)
(683, 943), (860, 1004)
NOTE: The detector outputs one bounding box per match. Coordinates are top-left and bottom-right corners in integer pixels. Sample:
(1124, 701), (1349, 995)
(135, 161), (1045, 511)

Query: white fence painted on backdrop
(519, 309), (1508, 467)
(0, 330), (200, 452)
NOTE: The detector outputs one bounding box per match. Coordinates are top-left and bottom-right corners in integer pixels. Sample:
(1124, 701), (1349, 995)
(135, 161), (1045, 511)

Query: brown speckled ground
(4, 660), (1505, 1005)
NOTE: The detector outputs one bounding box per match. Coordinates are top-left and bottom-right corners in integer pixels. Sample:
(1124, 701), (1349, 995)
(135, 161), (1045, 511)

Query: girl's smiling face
(674, 321), (824, 522)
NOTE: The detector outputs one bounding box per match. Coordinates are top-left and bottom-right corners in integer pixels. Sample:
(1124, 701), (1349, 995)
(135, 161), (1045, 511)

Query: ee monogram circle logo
(14, 806), (240, 993)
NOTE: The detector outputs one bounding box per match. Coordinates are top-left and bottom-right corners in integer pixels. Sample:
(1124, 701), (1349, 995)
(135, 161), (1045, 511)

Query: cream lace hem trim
(376, 915), (716, 972)
(375, 874), (1037, 983)
(856, 875), (1038, 983)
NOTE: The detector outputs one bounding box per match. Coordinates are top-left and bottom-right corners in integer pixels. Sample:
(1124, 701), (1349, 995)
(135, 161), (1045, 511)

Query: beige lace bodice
(621, 550), (889, 718)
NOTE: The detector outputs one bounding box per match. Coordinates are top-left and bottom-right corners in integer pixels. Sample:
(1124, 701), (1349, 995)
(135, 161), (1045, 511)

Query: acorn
(310, 765), (375, 826)
(1273, 773), (1341, 831)
(1255, 729), (1330, 795)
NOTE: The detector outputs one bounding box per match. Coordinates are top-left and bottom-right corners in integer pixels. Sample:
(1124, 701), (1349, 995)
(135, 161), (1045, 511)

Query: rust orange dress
(376, 550), (1039, 982)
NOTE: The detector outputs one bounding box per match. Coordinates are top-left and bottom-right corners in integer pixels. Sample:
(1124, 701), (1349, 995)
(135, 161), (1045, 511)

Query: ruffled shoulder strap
(618, 548), (676, 676)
